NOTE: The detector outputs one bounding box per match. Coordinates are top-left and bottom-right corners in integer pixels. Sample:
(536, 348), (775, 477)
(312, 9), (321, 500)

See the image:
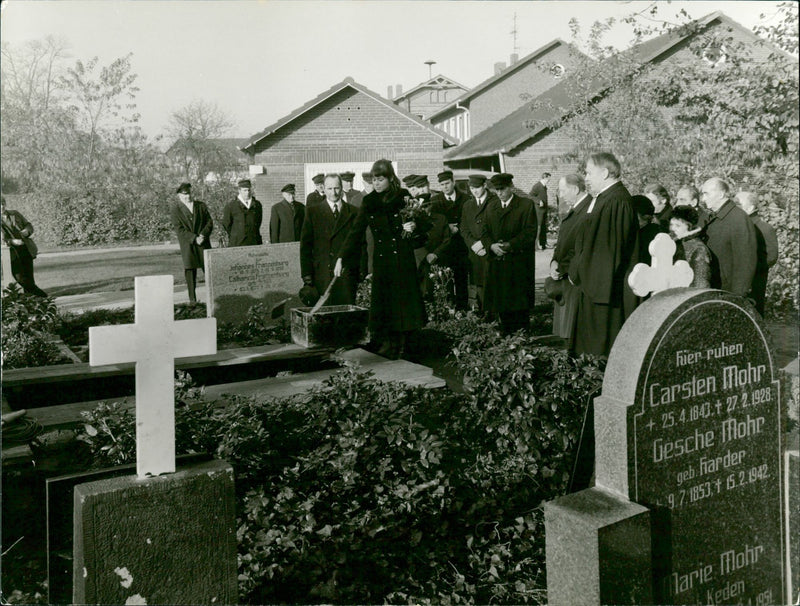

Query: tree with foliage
(533, 2), (799, 313)
(0, 36), (73, 191)
(166, 99), (237, 183)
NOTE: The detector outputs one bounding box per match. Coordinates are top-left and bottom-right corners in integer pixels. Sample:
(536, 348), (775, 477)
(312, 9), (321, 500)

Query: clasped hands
(490, 241), (510, 256)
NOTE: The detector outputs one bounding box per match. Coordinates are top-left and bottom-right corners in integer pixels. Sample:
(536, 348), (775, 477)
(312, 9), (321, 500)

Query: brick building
(428, 39), (585, 145)
(391, 75), (469, 120)
(241, 77), (456, 241)
(443, 11), (783, 211)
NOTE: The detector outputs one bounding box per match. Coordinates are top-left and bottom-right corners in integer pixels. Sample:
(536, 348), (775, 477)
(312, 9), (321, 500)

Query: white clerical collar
(587, 181), (617, 213)
(238, 194), (252, 209)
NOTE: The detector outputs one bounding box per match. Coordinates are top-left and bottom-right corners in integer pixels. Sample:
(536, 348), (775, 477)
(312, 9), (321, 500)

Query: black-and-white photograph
(1, 1), (798, 604)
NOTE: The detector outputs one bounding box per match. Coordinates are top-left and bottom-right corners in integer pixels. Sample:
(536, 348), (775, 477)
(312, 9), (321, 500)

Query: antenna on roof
(424, 60), (436, 79)
(511, 12), (519, 55)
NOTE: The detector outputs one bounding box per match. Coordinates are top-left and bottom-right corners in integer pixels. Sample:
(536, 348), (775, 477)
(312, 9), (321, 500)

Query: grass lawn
(33, 248), (193, 296)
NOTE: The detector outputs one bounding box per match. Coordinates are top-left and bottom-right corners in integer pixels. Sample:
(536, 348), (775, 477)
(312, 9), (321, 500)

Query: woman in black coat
(337, 159), (426, 359)
(170, 182), (213, 304)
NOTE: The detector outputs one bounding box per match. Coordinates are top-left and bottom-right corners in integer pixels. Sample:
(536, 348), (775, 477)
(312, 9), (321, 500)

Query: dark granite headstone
(595, 289), (785, 605)
(204, 242), (303, 324)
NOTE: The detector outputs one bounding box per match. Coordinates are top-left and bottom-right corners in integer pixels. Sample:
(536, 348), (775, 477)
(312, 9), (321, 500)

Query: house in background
(241, 77), (456, 241)
(166, 137), (249, 183)
(390, 74), (470, 120)
(428, 39), (586, 145)
(443, 11), (785, 207)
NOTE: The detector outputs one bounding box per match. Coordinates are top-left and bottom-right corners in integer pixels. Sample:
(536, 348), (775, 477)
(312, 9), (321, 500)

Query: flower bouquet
(399, 195), (431, 239)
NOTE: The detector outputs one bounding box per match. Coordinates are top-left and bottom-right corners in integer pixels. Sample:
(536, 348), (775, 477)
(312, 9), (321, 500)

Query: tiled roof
(445, 11), (759, 161)
(243, 77), (457, 151)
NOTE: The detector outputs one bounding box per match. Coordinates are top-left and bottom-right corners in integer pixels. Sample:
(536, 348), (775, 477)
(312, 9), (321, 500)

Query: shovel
(309, 275), (338, 315)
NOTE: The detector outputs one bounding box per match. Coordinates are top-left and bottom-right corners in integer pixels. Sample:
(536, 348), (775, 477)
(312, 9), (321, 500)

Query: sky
(0, 0), (788, 143)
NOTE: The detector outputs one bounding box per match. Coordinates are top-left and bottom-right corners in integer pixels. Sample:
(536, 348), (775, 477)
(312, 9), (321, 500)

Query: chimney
(395, 84), (403, 97)
(388, 85), (394, 98)
(510, 53), (519, 65)
(494, 62), (506, 75)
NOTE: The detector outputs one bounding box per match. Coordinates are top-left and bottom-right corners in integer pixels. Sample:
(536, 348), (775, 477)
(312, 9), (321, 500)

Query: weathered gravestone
(204, 242), (303, 324)
(73, 275), (238, 604)
(545, 289), (787, 605)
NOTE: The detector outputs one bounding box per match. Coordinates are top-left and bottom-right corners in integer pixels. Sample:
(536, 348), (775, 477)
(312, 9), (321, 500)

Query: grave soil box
(291, 305), (368, 348)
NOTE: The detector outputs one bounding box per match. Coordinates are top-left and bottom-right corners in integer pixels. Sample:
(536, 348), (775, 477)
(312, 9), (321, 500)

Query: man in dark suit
(735, 191), (778, 316)
(222, 178), (263, 247)
(529, 172), (551, 249)
(481, 173), (537, 334)
(549, 174), (592, 339)
(702, 178), (757, 299)
(460, 174), (498, 312)
(427, 170), (470, 310)
(569, 152), (639, 357)
(341, 171), (363, 208)
(306, 173), (326, 207)
(300, 173), (357, 305)
(270, 183), (305, 243)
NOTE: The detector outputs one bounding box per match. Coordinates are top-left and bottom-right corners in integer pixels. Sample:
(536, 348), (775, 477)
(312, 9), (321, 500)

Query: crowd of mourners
(1, 151), (778, 361)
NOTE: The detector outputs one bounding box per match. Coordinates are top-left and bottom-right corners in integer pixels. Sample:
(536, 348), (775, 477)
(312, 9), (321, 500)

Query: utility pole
(511, 12), (519, 55)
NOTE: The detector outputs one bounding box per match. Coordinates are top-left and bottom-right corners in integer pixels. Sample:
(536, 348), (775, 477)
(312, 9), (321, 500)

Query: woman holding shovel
(336, 159), (426, 359)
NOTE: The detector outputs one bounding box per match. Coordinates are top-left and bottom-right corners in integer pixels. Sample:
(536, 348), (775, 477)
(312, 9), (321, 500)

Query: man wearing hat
(270, 184), (305, 243)
(306, 174), (326, 207)
(427, 170), (469, 310)
(529, 172), (552, 249)
(222, 179), (263, 247)
(340, 171), (363, 208)
(1, 195), (48, 297)
(481, 173), (537, 334)
(402, 174), (419, 197)
(360, 172), (374, 197)
(460, 174), (499, 311)
(170, 182), (213, 304)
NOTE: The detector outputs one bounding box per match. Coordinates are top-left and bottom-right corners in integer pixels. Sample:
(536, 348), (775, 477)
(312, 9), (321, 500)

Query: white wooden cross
(89, 275), (217, 478)
(628, 233), (694, 297)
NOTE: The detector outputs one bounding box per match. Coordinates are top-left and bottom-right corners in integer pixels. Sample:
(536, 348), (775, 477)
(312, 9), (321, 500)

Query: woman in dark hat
(337, 159), (426, 359)
(170, 182), (213, 304)
(670, 205), (712, 288)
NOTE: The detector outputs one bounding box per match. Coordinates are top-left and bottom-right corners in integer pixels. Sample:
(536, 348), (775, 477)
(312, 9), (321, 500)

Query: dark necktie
(333, 204), (339, 221)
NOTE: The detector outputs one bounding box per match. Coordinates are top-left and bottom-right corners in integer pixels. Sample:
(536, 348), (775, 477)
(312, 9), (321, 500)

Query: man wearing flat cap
(340, 171), (363, 209)
(222, 179), (263, 247)
(427, 169), (469, 310)
(270, 184), (305, 243)
(402, 174), (420, 197)
(460, 174), (499, 311)
(306, 174), (326, 207)
(170, 182), (213, 304)
(481, 173), (537, 333)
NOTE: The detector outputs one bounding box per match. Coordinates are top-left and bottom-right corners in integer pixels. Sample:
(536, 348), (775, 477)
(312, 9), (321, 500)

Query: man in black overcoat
(529, 172), (551, 249)
(427, 170), (470, 310)
(568, 152), (639, 357)
(735, 191), (779, 316)
(481, 173), (537, 334)
(170, 182), (213, 304)
(460, 174), (498, 312)
(270, 183), (305, 243)
(300, 174), (357, 305)
(222, 179), (263, 247)
(549, 174), (592, 340)
(702, 178), (757, 298)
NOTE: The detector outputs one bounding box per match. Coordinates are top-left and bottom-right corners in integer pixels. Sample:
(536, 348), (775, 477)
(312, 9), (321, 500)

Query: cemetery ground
(2, 243), (799, 604)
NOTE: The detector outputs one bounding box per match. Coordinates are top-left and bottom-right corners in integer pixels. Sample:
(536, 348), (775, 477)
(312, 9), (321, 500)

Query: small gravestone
(74, 275), (238, 604)
(204, 242), (303, 324)
(546, 289), (787, 605)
